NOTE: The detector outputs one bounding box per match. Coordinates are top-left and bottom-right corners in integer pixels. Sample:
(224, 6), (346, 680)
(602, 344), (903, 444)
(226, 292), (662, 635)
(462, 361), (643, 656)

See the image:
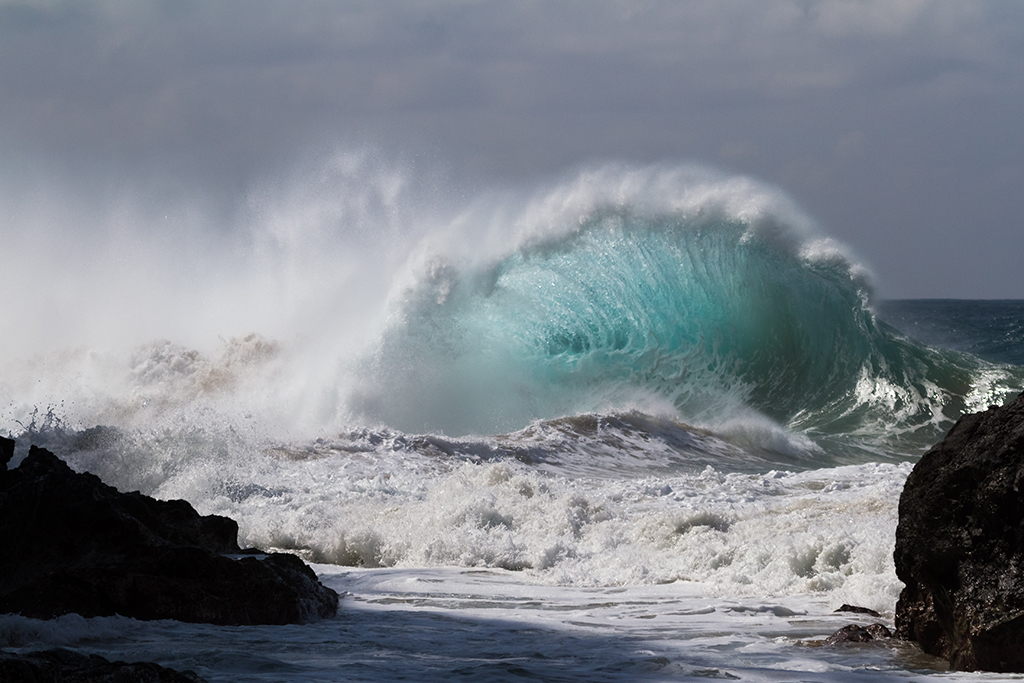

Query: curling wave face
(350, 166), (1022, 460)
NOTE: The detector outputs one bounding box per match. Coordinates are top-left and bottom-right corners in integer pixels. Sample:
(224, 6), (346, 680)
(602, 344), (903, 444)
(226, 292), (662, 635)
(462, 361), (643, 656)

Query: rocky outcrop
(894, 393), (1024, 672)
(0, 443), (338, 625)
(0, 436), (13, 470)
(0, 648), (206, 682)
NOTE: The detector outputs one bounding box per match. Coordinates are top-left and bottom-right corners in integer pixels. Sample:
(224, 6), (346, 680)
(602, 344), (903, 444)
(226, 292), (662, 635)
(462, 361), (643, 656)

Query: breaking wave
(350, 166), (1022, 459)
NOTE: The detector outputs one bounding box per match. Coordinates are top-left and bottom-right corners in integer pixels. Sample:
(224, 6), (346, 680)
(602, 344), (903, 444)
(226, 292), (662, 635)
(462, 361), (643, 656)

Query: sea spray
(1, 150), (438, 438)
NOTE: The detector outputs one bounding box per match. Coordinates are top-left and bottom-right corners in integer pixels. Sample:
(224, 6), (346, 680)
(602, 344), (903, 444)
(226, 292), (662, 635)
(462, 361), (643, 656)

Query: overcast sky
(2, 0), (1023, 298)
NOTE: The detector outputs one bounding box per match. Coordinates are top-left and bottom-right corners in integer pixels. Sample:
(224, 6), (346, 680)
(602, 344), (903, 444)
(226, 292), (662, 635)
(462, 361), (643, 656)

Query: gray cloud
(2, 0), (1023, 297)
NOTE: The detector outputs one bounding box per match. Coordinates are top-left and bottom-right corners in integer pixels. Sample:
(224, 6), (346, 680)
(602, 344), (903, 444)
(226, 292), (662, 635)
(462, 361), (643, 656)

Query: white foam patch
(59, 432), (910, 615)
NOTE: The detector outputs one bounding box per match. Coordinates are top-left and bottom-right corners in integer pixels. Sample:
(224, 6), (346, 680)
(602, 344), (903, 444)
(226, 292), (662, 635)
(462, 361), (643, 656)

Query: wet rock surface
(833, 604), (881, 618)
(0, 436), (12, 471)
(0, 443), (338, 625)
(894, 393), (1024, 672)
(0, 648), (206, 682)
(825, 623), (891, 645)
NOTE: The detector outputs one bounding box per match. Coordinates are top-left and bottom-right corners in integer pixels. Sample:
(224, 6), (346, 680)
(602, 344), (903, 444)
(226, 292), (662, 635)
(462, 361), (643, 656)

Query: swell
(879, 300), (1024, 367)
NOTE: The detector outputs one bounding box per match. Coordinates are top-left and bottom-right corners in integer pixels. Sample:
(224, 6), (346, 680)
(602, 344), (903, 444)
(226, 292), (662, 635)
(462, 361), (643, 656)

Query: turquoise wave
(352, 192), (1022, 460)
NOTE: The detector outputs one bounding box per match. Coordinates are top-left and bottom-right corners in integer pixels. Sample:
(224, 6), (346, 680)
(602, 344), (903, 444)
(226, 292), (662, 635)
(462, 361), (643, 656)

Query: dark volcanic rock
(825, 623), (892, 645)
(834, 604), (881, 618)
(0, 436), (12, 470)
(0, 444), (338, 625)
(894, 393), (1024, 672)
(0, 648), (206, 682)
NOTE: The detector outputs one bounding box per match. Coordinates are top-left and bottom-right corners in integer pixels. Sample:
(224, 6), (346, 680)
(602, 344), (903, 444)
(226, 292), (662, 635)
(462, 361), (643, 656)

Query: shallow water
(1, 566), (963, 682)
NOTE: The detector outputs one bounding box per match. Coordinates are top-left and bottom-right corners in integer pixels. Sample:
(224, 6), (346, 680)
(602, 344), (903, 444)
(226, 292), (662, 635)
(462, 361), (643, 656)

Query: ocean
(2, 163), (1023, 681)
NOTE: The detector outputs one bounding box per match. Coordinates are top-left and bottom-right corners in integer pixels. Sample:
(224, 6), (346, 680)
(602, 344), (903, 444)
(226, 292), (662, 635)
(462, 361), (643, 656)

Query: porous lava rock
(0, 443), (338, 625)
(894, 393), (1024, 671)
(0, 648), (206, 682)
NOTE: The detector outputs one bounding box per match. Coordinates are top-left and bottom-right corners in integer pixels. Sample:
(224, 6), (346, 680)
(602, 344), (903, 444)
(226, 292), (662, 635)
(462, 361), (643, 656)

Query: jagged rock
(0, 647), (206, 682)
(894, 393), (1024, 672)
(0, 444), (338, 625)
(833, 604), (881, 618)
(825, 623), (891, 645)
(0, 436), (12, 470)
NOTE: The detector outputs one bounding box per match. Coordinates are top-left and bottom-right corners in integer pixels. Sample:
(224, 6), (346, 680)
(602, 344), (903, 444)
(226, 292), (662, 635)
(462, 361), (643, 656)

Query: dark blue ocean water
(878, 300), (1024, 368)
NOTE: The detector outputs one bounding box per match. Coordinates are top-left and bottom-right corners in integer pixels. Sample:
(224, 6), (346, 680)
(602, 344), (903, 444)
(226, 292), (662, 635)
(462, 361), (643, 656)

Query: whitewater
(3, 157), (1024, 681)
